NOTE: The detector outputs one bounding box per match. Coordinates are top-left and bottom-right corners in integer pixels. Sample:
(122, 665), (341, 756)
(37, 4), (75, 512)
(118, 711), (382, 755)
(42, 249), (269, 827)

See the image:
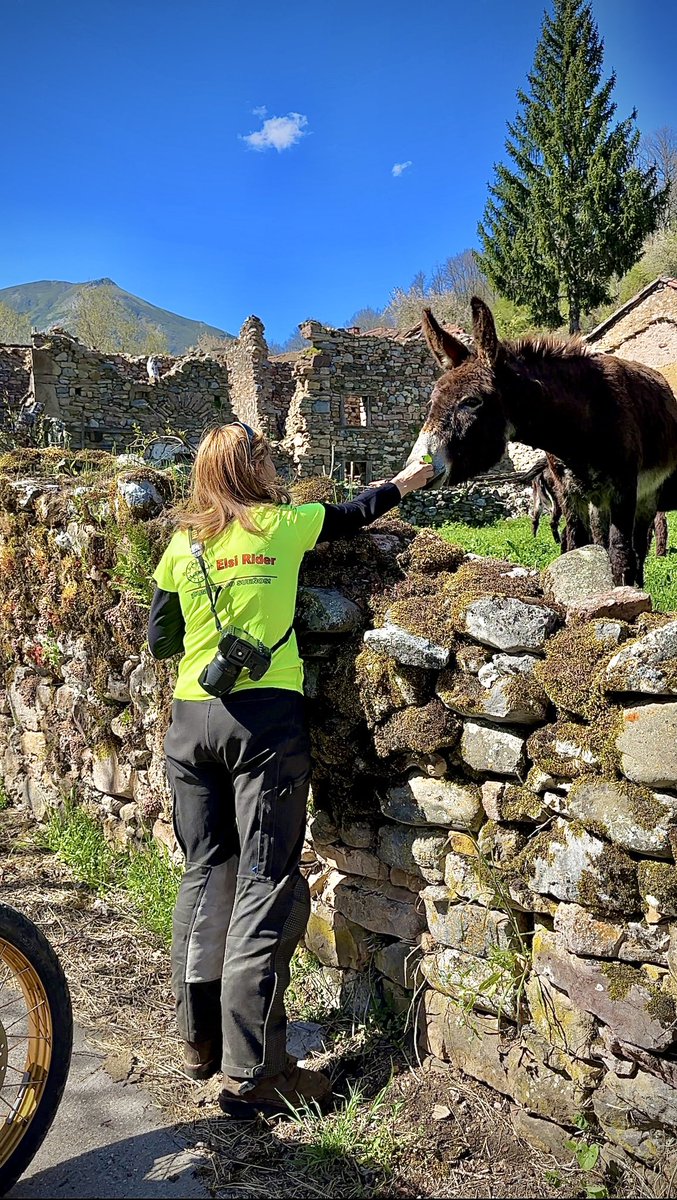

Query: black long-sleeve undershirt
(147, 482), (402, 659)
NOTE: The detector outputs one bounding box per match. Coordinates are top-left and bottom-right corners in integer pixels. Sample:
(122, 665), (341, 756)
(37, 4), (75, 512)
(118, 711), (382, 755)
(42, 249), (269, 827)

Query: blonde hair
(173, 424), (290, 540)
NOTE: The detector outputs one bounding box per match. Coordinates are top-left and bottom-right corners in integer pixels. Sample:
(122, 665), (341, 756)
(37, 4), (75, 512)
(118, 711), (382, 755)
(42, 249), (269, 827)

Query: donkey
(409, 298), (677, 585)
(531, 457), (564, 544)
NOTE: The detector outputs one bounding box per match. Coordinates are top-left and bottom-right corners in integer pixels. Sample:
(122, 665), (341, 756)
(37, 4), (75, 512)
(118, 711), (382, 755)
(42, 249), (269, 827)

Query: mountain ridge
(0, 278), (232, 355)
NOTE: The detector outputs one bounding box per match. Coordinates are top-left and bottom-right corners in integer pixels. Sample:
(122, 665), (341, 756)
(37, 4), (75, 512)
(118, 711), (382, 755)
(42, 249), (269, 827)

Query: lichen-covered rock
(374, 699), (461, 758)
(444, 851), (499, 907)
(461, 721), (526, 777)
(525, 972), (599, 1058)
(460, 595), (559, 652)
(568, 588), (652, 623)
(616, 704), (677, 786)
(90, 741), (135, 800)
(419, 990), (511, 1095)
(376, 824), (448, 883)
(510, 1110), (574, 1161)
(535, 621), (624, 719)
(515, 818), (638, 915)
(116, 474), (166, 519)
(593, 1070), (677, 1164)
(527, 719), (607, 779)
(338, 819), (375, 848)
(363, 621), (452, 669)
(308, 810), (338, 845)
(505, 1032), (595, 1124)
(637, 861), (677, 920)
(295, 587), (364, 634)
(374, 941), (421, 989)
(436, 667), (549, 725)
(567, 778), (677, 856)
(304, 902), (373, 970)
(605, 621), (677, 695)
(532, 927), (677, 1052)
(477, 820), (527, 864)
(481, 781), (548, 824)
(7, 666), (42, 732)
(332, 876), (427, 940)
(420, 946), (521, 1018)
(554, 902), (670, 965)
(421, 889), (528, 956)
(542, 545), (614, 607)
(381, 772), (483, 830)
(315, 842), (389, 881)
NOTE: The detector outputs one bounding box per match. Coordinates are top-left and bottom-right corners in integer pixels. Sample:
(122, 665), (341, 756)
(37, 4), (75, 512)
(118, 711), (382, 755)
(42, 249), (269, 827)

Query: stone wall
(222, 316), (292, 442)
(0, 346), (31, 418)
(3, 457), (677, 1179)
(282, 320), (438, 482)
(28, 330), (233, 449)
(0, 320), (539, 524)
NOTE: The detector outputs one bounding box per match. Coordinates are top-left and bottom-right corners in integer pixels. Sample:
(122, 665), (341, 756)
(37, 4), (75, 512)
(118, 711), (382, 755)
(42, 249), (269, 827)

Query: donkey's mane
(507, 334), (591, 362)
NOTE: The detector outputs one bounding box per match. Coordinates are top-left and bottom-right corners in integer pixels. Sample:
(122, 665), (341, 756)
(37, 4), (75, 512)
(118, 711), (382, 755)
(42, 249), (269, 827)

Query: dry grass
(0, 805), (656, 1199)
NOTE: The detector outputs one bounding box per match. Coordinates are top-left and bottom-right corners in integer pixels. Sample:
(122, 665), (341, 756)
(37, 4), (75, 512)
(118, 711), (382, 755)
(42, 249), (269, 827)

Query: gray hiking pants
(164, 690), (311, 1079)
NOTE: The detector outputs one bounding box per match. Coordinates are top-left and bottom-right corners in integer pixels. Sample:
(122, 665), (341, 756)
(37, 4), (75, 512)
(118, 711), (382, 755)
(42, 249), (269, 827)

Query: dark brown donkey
(409, 298), (677, 584)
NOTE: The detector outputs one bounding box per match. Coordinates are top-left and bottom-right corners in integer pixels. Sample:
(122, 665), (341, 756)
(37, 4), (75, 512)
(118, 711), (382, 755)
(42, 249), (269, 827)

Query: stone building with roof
(587, 276), (677, 393)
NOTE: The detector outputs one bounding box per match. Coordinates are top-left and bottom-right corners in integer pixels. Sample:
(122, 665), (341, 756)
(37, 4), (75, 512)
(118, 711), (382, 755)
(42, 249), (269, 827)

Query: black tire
(0, 904), (73, 1197)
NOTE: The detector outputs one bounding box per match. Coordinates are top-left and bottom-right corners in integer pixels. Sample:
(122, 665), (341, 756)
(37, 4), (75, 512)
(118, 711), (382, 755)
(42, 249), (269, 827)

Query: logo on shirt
(215, 553), (278, 569)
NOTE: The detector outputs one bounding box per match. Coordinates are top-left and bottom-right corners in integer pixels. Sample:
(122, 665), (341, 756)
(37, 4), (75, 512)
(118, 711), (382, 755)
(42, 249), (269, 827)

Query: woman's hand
(390, 459), (436, 497)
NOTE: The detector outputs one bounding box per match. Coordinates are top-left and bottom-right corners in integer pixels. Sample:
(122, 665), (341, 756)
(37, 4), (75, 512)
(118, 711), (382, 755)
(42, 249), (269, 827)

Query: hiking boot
(181, 1038), (221, 1081)
(218, 1056), (331, 1119)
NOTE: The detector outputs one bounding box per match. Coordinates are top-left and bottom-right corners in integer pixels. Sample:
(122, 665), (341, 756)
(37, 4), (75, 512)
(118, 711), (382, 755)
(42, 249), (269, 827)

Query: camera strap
(189, 533), (294, 656)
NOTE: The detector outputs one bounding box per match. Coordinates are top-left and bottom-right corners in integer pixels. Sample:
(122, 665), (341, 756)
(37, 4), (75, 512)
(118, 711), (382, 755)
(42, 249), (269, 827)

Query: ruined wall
(0, 346), (31, 416)
(3, 455), (677, 1179)
(29, 331), (232, 448)
(222, 316), (292, 442)
(283, 322), (540, 523)
(283, 321), (438, 482)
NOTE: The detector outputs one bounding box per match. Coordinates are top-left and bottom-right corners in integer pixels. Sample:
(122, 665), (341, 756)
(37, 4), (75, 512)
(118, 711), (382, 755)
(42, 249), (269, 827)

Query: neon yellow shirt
(153, 503), (325, 701)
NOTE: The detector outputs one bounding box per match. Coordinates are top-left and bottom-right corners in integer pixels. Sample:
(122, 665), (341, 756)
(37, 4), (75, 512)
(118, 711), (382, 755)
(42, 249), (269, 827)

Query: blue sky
(1, 0), (675, 343)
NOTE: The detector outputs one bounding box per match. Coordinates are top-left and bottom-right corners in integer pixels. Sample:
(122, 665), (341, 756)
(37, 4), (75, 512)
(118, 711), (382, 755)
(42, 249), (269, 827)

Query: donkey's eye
(460, 395), (483, 409)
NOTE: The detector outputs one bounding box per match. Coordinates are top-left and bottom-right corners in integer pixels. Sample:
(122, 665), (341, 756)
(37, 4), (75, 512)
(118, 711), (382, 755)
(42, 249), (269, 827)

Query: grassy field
(437, 512), (677, 612)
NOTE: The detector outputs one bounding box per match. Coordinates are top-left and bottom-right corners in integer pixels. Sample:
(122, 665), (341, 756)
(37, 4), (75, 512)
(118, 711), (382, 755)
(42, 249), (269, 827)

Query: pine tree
(477, 0), (665, 333)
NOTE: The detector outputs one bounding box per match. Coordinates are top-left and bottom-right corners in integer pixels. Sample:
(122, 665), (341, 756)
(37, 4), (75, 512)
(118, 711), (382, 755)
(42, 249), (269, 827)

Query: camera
(199, 626), (272, 697)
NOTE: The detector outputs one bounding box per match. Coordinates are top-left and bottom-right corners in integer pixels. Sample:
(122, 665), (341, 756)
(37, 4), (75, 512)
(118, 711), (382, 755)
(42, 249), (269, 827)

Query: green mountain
(0, 278), (232, 355)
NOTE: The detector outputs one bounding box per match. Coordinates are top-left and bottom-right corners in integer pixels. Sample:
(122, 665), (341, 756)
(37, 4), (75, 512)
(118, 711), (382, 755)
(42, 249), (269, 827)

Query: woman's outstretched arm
(317, 460), (435, 543)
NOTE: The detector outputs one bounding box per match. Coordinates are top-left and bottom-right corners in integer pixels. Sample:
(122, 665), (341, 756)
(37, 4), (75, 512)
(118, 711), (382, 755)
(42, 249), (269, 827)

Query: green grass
(46, 801), (181, 945)
(46, 801), (117, 891)
(124, 841), (181, 944)
(288, 1081), (411, 1190)
(437, 512), (677, 612)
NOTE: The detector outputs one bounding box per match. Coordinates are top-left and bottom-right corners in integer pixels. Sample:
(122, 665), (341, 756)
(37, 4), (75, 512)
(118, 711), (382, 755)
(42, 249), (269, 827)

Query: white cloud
(242, 111), (308, 153)
(252, 105), (267, 118)
(392, 160), (412, 177)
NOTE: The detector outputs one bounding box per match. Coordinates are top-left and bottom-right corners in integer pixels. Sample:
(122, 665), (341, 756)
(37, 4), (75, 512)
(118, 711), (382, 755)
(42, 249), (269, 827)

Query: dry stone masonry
(3, 454), (677, 1179)
(0, 319), (541, 524)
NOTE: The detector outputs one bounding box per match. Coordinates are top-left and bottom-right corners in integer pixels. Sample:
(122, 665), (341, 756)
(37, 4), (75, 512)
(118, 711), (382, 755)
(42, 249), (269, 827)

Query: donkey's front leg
(608, 494), (638, 585)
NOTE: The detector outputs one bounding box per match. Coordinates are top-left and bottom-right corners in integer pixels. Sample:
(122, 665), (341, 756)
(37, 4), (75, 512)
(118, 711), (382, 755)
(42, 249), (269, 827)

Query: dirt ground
(0, 806), (653, 1200)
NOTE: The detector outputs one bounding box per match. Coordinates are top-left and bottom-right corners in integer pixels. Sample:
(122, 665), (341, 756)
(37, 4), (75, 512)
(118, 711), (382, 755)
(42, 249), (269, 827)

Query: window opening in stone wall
(213, 394), (222, 409)
(341, 394), (370, 427)
(343, 460), (370, 487)
(74, 386), (82, 396)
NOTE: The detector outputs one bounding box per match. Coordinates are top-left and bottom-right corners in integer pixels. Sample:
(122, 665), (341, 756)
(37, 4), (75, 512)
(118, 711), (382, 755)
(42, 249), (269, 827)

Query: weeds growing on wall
(45, 801), (181, 945)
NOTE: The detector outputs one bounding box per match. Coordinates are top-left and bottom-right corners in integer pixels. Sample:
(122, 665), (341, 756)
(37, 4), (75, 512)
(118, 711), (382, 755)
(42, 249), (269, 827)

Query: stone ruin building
(0, 315), (540, 524)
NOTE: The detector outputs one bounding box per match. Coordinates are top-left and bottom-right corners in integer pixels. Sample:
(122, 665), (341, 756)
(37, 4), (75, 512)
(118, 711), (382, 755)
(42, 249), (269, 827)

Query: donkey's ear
(470, 297), (500, 365)
(421, 307), (471, 370)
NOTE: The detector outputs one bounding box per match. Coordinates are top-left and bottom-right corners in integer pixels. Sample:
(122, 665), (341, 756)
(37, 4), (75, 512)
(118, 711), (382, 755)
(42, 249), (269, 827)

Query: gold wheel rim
(0, 936), (53, 1170)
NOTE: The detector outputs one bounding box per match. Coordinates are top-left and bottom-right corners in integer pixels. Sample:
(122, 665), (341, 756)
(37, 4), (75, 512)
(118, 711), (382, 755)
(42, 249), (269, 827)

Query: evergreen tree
(477, 0), (665, 333)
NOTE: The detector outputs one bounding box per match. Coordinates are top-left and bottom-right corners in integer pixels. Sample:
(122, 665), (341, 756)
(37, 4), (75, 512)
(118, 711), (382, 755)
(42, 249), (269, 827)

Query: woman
(149, 421), (433, 1118)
